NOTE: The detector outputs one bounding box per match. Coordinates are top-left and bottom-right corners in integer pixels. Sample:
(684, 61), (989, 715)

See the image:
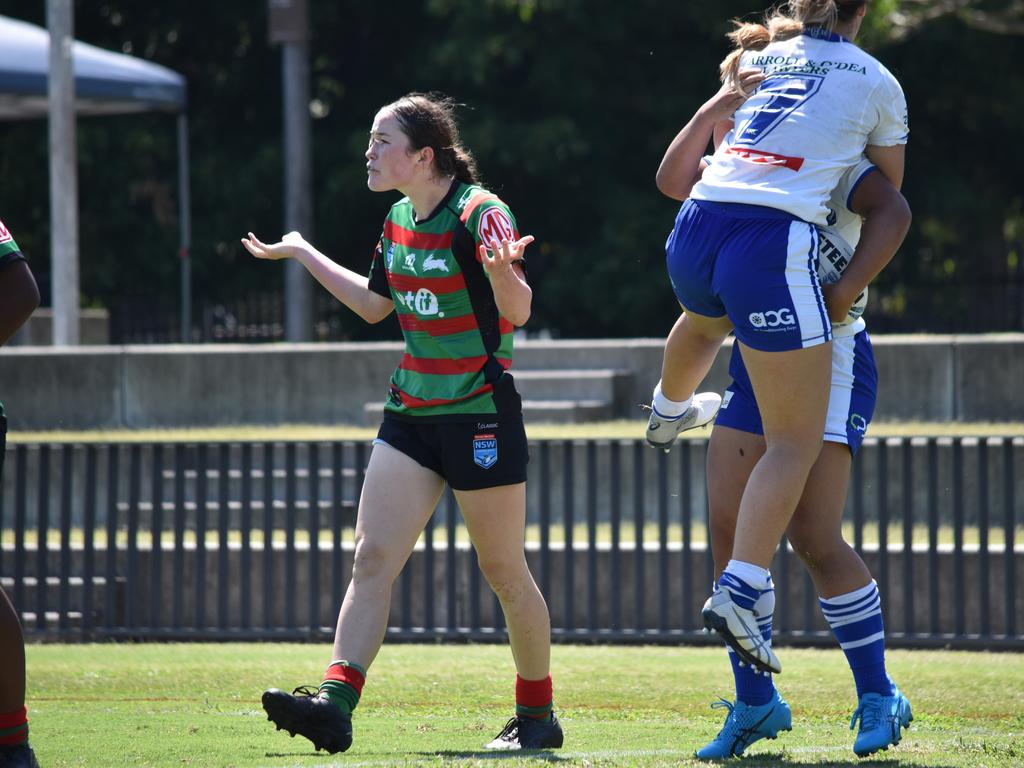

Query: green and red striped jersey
(0, 219), (25, 270)
(368, 181), (524, 420)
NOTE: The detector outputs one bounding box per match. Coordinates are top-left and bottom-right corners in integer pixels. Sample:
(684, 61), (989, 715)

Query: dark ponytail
(383, 92), (480, 185)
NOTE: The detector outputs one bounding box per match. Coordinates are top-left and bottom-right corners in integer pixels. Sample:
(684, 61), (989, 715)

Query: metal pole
(282, 42), (313, 341)
(177, 113), (192, 343)
(47, 0), (79, 345)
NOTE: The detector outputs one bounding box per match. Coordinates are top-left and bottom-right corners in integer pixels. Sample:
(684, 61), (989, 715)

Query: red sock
(0, 707), (28, 746)
(515, 674), (553, 720)
(319, 661), (366, 714)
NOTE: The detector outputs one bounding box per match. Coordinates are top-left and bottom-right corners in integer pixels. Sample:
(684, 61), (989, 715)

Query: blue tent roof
(0, 15), (186, 120)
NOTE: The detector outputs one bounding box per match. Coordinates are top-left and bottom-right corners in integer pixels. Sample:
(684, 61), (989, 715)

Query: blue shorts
(665, 199), (831, 351)
(715, 329), (878, 454)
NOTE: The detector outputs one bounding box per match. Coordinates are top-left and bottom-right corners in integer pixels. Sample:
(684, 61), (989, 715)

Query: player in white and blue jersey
(701, 157), (914, 759)
(648, 0), (909, 688)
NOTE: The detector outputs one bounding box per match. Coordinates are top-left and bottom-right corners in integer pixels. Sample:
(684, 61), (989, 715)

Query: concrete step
(362, 369), (631, 425)
(521, 400), (613, 423)
(512, 368), (632, 402)
(364, 398), (614, 425)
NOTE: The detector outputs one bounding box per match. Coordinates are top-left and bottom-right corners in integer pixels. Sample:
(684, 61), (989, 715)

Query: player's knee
(476, 552), (528, 598)
(763, 436), (822, 475)
(788, 529), (845, 574)
(350, 536), (398, 585)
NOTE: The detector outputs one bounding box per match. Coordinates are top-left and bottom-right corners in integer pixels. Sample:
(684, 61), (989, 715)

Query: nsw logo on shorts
(473, 433), (498, 469)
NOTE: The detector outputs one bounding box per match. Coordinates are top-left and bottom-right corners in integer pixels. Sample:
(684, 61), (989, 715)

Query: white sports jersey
(827, 157), (877, 337)
(691, 28), (908, 225)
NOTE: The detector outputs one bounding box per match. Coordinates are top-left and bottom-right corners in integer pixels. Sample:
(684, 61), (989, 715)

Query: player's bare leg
(262, 442), (444, 754)
(459, 483), (563, 750)
(646, 311), (726, 451)
(329, 443), (445, 666)
(702, 341), (830, 674)
(786, 442), (870, 597)
(699, 426), (791, 758)
(787, 442), (911, 756)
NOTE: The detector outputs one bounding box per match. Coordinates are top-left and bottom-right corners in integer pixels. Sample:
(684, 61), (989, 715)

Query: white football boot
(702, 589), (782, 675)
(645, 392), (722, 452)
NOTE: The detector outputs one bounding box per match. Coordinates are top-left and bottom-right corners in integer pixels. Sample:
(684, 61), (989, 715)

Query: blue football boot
(850, 685), (913, 757)
(696, 689), (792, 759)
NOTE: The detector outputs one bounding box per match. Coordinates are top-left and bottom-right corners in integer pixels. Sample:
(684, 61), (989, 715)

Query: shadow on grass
(732, 754), (956, 768)
(417, 750), (566, 762)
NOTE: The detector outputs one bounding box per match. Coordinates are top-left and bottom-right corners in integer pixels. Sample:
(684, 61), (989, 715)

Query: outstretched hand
(479, 235), (534, 277)
(240, 231), (309, 261)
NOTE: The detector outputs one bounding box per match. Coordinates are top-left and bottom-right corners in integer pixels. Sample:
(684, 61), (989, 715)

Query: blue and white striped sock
(728, 609), (775, 705)
(819, 580), (893, 698)
(718, 560), (772, 611)
(716, 567), (777, 705)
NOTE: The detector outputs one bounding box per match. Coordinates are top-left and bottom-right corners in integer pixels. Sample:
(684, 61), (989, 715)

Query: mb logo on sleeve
(473, 433), (498, 469)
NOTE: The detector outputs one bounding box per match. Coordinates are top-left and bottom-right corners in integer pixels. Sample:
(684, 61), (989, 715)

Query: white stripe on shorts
(823, 334), (856, 445)
(785, 223), (830, 348)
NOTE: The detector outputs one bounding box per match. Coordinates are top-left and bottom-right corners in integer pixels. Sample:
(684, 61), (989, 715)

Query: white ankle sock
(725, 559), (773, 591)
(652, 380), (692, 419)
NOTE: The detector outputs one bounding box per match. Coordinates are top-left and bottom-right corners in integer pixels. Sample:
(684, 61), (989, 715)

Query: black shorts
(375, 415), (528, 491)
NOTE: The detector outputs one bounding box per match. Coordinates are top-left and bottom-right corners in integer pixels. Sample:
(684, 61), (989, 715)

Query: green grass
(25, 643), (1024, 767)
(8, 419), (1024, 444)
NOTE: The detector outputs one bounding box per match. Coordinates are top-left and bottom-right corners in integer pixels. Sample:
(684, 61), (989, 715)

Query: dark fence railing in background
(1, 437), (1021, 648)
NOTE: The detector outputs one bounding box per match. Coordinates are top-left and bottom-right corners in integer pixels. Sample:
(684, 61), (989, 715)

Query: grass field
(24, 643), (1024, 767)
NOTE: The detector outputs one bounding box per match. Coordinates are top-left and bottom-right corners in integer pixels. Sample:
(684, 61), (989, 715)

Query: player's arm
(0, 261), (41, 345)
(865, 144), (905, 190)
(655, 68), (764, 201)
(822, 171), (912, 323)
(241, 231), (394, 324)
(480, 237), (533, 327)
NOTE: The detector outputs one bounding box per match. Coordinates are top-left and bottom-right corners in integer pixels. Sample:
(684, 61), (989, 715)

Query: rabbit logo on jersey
(473, 433), (498, 469)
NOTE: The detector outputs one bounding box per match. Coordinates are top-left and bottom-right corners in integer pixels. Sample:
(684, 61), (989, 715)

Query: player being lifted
(645, 0), (908, 682)
(647, 5), (913, 759)
(0, 219), (42, 768)
(242, 92), (563, 755)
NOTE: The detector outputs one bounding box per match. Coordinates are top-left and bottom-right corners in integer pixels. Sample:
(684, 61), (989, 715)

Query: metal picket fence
(1, 436), (1021, 648)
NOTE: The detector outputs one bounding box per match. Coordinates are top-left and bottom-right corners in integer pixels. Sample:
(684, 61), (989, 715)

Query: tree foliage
(0, 0), (1021, 338)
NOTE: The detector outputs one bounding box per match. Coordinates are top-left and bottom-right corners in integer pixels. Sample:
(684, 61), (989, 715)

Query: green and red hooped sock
(319, 660), (366, 715)
(0, 707), (28, 747)
(515, 674), (553, 721)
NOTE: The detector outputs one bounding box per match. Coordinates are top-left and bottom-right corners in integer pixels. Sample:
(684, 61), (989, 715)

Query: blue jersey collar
(803, 26), (850, 43)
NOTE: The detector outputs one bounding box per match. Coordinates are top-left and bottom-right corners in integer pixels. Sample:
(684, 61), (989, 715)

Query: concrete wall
(1, 334), (1022, 430)
(8, 308), (110, 346)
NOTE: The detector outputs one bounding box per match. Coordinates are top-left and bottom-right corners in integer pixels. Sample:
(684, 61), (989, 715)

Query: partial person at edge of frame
(643, 0), (908, 683)
(0, 217), (43, 768)
(241, 92), (563, 755)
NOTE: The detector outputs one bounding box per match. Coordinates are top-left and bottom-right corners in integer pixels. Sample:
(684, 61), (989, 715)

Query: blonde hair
(720, 1), (865, 93)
